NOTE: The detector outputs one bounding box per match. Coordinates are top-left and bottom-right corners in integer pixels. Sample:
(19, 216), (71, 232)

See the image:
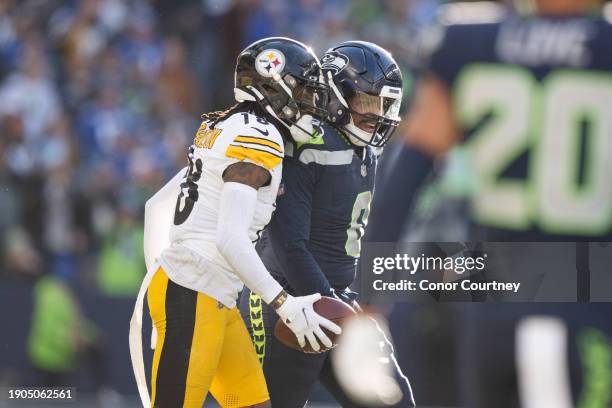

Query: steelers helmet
(234, 37), (329, 141)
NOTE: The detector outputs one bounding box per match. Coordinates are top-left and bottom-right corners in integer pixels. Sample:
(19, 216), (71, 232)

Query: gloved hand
(274, 292), (342, 352)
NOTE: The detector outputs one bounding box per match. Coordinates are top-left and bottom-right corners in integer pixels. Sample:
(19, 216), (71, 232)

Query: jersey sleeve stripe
(226, 145), (283, 170)
(298, 148), (354, 165)
(233, 136), (283, 153)
(228, 144), (283, 159)
(230, 141), (283, 157)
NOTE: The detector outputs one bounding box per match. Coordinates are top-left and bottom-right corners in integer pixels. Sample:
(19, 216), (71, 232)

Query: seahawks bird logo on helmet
(321, 51), (349, 75)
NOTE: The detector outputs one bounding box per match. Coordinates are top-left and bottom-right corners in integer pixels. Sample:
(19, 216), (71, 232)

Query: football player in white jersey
(129, 37), (340, 408)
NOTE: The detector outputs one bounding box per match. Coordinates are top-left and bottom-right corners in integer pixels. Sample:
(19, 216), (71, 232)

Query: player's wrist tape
(270, 290), (288, 310)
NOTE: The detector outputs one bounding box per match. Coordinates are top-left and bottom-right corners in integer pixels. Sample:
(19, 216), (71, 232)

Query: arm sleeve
(216, 182), (283, 304)
(269, 156), (333, 296)
(143, 168), (186, 270)
(365, 144), (434, 243)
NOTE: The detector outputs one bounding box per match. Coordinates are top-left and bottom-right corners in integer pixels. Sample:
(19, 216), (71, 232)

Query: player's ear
(404, 73), (460, 156)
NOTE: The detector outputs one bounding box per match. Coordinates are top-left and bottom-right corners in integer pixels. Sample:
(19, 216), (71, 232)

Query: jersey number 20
(457, 65), (612, 236)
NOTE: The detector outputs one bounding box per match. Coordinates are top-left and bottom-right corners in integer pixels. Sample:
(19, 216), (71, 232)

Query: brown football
(274, 296), (357, 353)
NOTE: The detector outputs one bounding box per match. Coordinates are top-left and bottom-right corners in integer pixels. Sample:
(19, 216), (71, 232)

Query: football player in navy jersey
(368, 0), (612, 242)
(367, 0), (612, 406)
(240, 41), (415, 407)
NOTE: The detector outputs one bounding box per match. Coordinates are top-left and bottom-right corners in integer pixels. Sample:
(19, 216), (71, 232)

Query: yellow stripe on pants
(147, 268), (168, 407)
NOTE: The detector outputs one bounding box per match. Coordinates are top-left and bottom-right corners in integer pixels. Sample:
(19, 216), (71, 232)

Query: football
(274, 296), (357, 353)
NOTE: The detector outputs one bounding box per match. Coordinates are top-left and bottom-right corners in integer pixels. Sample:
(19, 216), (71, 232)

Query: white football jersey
(159, 111), (284, 307)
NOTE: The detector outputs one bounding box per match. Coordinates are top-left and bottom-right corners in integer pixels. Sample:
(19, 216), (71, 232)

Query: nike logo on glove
(251, 127), (269, 136)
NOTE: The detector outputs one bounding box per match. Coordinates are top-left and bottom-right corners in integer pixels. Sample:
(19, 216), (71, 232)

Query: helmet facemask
(329, 73), (402, 148)
(238, 69), (329, 142)
(268, 69), (329, 142)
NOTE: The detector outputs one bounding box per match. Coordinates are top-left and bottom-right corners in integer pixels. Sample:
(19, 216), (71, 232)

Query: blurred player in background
(129, 37), (341, 408)
(367, 0), (612, 406)
(370, 0), (612, 242)
(240, 41), (415, 407)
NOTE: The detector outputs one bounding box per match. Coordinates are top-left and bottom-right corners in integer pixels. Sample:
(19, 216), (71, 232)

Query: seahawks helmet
(322, 41), (403, 147)
(234, 37), (329, 141)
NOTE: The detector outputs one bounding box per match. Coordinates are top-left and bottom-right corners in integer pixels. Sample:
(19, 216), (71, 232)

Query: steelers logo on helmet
(255, 49), (286, 78)
(321, 51), (349, 74)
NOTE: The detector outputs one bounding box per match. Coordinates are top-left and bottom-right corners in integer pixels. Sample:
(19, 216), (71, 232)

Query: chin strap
(237, 85), (318, 144)
(289, 114), (316, 142)
(345, 119), (373, 147)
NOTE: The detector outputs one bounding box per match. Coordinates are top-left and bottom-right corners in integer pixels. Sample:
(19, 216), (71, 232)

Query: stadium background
(0, 0), (608, 407)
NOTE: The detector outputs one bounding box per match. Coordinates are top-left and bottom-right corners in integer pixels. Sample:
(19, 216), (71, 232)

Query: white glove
(275, 293), (342, 352)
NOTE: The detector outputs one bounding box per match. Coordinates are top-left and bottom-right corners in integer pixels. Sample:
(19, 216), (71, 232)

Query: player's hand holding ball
(273, 292), (356, 353)
(272, 291), (343, 352)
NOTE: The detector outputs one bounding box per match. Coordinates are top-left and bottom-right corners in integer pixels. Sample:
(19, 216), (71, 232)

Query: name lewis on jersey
(496, 19), (593, 67)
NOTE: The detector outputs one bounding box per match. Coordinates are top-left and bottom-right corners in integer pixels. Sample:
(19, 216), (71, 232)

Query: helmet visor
(346, 90), (402, 147)
(350, 91), (401, 119)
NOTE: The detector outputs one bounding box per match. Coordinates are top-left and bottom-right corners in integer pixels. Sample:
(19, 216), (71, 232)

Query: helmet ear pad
(327, 96), (348, 127)
(326, 78), (354, 128)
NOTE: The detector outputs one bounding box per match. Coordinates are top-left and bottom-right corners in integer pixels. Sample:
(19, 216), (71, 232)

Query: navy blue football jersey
(427, 11), (612, 240)
(257, 122), (377, 295)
